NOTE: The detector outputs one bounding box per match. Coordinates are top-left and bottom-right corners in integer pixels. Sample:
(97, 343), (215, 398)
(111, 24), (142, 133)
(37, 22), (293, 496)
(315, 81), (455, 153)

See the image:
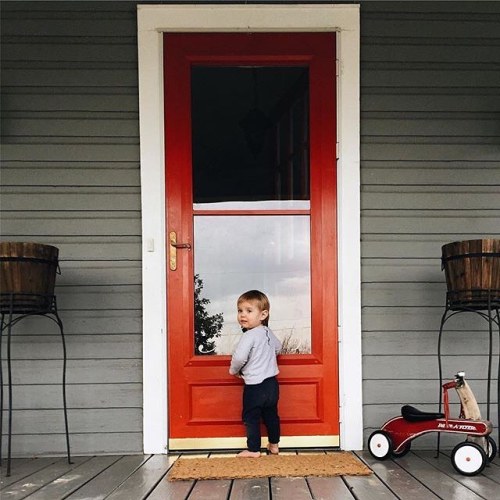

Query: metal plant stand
(0, 293), (71, 476)
(436, 289), (500, 456)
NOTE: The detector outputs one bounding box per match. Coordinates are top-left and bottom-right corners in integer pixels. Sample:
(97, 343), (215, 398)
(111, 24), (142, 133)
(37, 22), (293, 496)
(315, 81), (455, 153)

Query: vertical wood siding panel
(360, 1), (500, 446)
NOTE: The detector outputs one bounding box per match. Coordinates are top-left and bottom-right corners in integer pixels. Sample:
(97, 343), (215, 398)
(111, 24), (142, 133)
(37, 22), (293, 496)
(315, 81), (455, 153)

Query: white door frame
(137, 4), (362, 453)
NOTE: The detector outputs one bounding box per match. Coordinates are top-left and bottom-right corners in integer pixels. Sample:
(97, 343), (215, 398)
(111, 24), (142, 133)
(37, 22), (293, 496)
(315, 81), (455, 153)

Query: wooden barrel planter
(441, 239), (500, 310)
(0, 242), (60, 313)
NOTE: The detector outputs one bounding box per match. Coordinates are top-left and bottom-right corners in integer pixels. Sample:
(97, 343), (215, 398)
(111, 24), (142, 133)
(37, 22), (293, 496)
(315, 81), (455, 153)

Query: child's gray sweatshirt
(229, 325), (282, 385)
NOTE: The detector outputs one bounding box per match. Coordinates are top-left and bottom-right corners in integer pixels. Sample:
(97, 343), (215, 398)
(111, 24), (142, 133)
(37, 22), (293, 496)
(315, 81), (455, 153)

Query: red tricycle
(368, 372), (496, 476)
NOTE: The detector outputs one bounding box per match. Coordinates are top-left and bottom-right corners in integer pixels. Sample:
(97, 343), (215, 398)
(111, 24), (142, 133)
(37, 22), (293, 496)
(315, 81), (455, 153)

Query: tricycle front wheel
(368, 430), (393, 460)
(451, 442), (487, 476)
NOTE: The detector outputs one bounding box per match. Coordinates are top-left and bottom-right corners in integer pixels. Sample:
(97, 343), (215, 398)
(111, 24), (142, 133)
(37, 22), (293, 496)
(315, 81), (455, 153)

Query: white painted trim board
(137, 4), (362, 454)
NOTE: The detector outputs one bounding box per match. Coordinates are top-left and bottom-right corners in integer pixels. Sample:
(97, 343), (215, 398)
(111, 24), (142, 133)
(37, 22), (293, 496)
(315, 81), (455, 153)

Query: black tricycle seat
(401, 405), (445, 422)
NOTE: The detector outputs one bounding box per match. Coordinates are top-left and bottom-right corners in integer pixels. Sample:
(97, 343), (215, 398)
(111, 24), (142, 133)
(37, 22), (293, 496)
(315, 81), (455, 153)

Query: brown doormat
(167, 452), (372, 481)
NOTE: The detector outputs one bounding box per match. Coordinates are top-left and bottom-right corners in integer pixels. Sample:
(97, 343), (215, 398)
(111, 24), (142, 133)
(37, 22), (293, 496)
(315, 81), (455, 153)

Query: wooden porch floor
(1, 450), (499, 499)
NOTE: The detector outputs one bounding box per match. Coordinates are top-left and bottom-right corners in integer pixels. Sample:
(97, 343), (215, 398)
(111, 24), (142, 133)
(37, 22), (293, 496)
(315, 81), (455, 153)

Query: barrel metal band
(441, 252), (500, 270)
(0, 256), (61, 274)
(442, 252), (500, 262)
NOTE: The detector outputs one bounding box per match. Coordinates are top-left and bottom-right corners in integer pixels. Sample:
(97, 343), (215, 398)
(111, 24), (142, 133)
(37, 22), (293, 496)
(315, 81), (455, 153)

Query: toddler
(229, 290), (282, 457)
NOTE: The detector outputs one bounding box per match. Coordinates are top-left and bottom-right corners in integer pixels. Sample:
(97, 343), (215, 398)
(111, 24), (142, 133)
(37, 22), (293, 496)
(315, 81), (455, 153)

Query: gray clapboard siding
(4, 359), (141, 385)
(362, 143), (500, 161)
(5, 334), (142, 359)
(3, 43), (138, 62)
(3, 384), (142, 409)
(363, 189), (499, 210)
(364, 355), (497, 381)
(361, 0), (500, 445)
(0, 237), (142, 261)
(2, 168), (140, 186)
(1, 94), (139, 112)
(1, 144), (140, 161)
(5, 409), (142, 434)
(363, 379), (498, 405)
(1, 1), (143, 455)
(2, 117), (139, 137)
(1, 20), (137, 38)
(362, 235), (496, 259)
(6, 310), (142, 334)
(362, 214), (500, 234)
(2, 213), (140, 236)
(362, 167), (500, 185)
(364, 307), (496, 332)
(6, 433), (143, 457)
(362, 44), (500, 64)
(58, 263), (141, 286)
(364, 330), (499, 356)
(1, 1), (499, 457)
(362, 258), (448, 282)
(2, 69), (138, 87)
(1, 188), (141, 210)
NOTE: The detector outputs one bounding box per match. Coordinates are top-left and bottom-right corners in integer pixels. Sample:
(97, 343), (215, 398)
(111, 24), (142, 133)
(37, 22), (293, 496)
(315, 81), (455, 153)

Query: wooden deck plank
(395, 452), (485, 500)
(483, 457), (500, 484)
(105, 455), (172, 500)
(0, 457), (91, 500)
(144, 454), (195, 500)
(306, 476), (355, 499)
(230, 477), (270, 499)
(270, 477), (312, 500)
(147, 476), (194, 500)
(3, 451), (496, 500)
(0, 457), (60, 489)
(356, 451), (440, 499)
(415, 450), (500, 498)
(66, 455), (150, 499)
(342, 473), (398, 500)
(188, 479), (232, 500)
(297, 450), (355, 499)
(23, 456), (120, 499)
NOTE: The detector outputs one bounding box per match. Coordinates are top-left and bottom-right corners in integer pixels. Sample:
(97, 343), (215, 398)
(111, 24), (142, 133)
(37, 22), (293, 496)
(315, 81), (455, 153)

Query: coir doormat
(167, 452), (372, 481)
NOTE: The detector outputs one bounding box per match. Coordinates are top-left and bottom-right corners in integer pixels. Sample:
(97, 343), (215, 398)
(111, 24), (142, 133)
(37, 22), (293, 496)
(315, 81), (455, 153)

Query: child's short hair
(237, 290), (270, 326)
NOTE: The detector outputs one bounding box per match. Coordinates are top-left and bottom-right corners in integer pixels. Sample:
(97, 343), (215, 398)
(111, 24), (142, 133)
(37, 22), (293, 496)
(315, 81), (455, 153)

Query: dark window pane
(192, 66), (309, 205)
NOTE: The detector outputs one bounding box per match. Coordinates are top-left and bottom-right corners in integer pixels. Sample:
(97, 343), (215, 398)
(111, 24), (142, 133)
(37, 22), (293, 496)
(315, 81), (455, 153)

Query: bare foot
(267, 443), (279, 455)
(237, 449), (261, 458)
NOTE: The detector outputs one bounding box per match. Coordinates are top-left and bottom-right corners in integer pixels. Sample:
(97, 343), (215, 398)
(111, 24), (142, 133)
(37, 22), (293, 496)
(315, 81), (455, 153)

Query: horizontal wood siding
(361, 0), (500, 447)
(2, 1), (499, 457)
(1, 1), (142, 455)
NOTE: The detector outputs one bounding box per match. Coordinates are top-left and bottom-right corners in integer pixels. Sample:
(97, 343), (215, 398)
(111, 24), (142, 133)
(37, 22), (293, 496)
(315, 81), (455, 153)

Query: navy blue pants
(242, 376), (280, 452)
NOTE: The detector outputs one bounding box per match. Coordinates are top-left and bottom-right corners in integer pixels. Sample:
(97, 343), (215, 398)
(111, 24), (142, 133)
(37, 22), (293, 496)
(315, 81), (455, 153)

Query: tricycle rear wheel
(486, 436), (497, 461)
(451, 442), (487, 476)
(392, 441), (411, 458)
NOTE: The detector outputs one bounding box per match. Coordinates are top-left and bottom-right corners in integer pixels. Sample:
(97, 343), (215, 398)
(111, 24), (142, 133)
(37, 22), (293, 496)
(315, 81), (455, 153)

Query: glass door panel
(194, 215), (311, 355)
(192, 66), (310, 206)
(191, 64), (312, 356)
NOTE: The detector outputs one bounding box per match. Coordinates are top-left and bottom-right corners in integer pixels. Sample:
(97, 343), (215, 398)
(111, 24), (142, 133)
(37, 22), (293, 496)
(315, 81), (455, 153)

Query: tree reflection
(194, 274), (224, 355)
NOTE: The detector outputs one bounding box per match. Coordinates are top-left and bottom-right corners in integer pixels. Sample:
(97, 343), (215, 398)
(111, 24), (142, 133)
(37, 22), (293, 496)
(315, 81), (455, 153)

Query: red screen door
(164, 33), (339, 449)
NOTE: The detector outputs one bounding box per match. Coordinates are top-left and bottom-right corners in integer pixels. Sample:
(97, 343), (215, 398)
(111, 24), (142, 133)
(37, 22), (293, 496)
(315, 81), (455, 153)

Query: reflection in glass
(194, 216), (311, 355)
(191, 66), (309, 205)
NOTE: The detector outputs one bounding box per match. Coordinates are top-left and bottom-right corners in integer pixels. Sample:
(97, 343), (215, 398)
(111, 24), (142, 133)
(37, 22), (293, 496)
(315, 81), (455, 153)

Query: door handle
(169, 231), (191, 271)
